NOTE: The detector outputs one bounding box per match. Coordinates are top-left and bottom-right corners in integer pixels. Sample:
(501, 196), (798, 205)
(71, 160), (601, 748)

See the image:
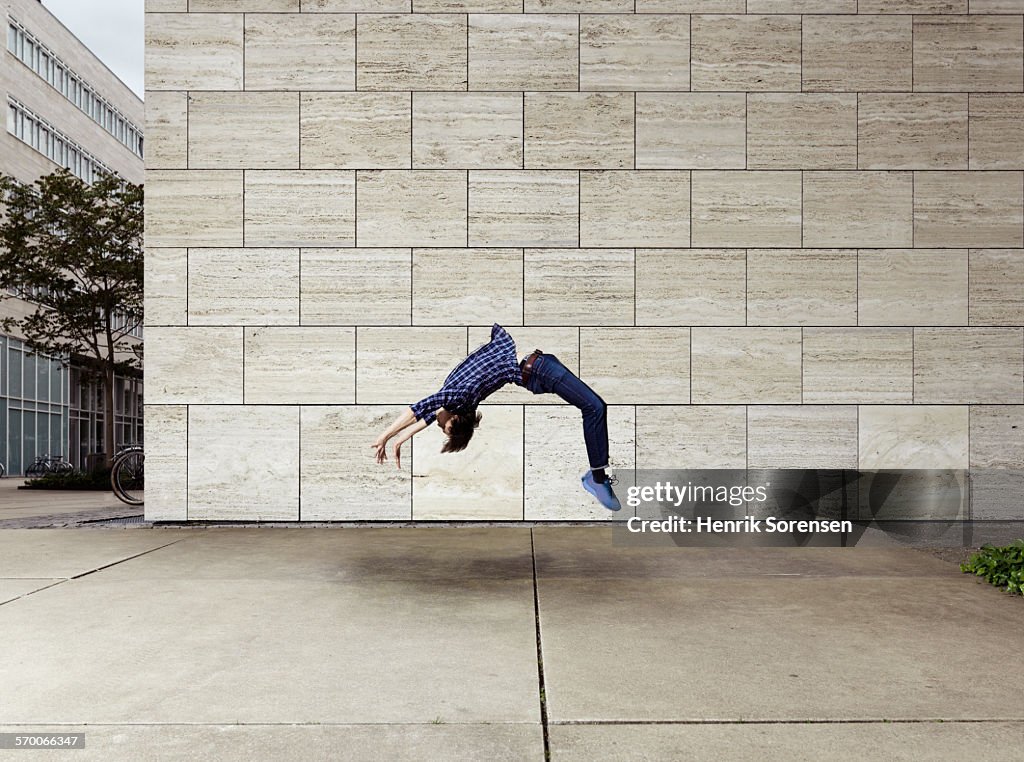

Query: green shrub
(21, 468), (113, 491)
(960, 540), (1024, 596)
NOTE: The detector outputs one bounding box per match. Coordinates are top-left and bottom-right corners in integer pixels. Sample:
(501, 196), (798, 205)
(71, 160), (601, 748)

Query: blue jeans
(523, 353), (609, 471)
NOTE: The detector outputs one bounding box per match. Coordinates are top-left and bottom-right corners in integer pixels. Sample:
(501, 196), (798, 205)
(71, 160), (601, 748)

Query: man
(370, 323), (621, 511)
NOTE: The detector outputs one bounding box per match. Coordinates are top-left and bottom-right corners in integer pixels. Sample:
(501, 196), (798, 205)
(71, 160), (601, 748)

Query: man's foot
(581, 471), (621, 511)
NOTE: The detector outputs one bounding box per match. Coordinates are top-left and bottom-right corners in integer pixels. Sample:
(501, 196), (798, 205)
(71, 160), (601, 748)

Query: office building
(2, 0), (144, 476)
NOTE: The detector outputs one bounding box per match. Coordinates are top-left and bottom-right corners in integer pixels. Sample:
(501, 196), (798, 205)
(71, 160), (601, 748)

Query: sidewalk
(0, 477), (140, 526)
(0, 526), (1021, 760)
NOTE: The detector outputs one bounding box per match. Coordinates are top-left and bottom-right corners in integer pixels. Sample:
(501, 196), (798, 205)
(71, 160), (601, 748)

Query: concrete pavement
(0, 526), (1021, 760)
(0, 477), (140, 525)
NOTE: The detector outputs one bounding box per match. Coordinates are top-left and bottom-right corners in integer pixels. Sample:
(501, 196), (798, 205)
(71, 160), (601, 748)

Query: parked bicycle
(111, 444), (144, 506)
(0, 460), (5, 478)
(24, 453), (74, 478)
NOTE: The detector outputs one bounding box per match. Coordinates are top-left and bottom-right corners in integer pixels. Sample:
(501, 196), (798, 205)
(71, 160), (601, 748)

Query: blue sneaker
(581, 471), (622, 511)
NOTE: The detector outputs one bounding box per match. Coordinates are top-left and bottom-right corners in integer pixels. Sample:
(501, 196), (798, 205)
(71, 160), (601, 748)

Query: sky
(42, 0), (144, 100)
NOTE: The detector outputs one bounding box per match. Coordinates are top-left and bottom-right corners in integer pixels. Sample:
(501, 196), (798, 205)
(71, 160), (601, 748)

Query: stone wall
(143, 1), (1024, 521)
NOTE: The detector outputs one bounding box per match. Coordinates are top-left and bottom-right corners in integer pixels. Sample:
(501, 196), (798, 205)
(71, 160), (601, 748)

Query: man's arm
(389, 417), (428, 470)
(371, 406), (418, 465)
(372, 387), (469, 464)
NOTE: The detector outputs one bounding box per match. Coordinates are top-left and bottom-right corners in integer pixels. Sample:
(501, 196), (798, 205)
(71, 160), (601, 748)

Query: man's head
(436, 408), (482, 453)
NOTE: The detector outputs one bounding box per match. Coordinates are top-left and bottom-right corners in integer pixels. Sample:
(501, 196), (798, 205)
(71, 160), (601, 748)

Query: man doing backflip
(370, 323), (621, 511)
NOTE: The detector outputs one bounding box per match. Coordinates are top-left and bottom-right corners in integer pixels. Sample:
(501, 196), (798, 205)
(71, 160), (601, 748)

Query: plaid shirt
(410, 323), (522, 425)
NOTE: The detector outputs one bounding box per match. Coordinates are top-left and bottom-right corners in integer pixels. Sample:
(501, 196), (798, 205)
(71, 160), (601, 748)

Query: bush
(960, 540), (1024, 596)
(21, 467), (113, 491)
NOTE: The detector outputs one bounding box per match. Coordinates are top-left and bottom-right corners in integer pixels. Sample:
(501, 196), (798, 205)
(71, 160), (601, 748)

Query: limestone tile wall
(144, 3), (1024, 522)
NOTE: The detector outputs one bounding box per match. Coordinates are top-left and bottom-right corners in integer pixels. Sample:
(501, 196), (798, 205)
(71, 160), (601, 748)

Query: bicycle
(0, 460), (5, 478)
(24, 453), (74, 478)
(111, 444), (144, 506)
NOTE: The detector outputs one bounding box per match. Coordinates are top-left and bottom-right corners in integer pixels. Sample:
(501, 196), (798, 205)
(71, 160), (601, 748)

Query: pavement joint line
(68, 538), (196, 580)
(0, 580), (69, 608)
(530, 528), (552, 762)
(0, 537), (196, 605)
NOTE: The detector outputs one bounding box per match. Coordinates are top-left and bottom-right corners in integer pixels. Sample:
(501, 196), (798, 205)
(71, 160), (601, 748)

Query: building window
(7, 97), (116, 184)
(0, 336), (70, 477)
(6, 16), (143, 160)
(67, 365), (142, 470)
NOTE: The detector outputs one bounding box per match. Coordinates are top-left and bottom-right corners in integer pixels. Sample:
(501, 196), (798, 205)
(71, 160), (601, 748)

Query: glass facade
(0, 336), (143, 476)
(0, 335), (69, 477)
(69, 365), (144, 470)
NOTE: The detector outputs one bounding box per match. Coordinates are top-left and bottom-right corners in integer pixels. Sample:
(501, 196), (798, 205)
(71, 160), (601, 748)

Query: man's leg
(551, 370), (621, 510)
(526, 355), (621, 510)
(524, 354), (611, 473)
(548, 371), (610, 479)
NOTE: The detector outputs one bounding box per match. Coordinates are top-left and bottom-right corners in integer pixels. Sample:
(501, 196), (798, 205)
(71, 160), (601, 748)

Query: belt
(520, 349), (543, 387)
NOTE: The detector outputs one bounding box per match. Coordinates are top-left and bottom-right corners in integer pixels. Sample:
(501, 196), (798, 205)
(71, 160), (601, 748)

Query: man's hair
(441, 410), (482, 453)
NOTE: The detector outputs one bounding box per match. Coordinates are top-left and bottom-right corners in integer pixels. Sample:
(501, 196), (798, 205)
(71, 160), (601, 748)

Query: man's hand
(370, 407), (419, 465)
(371, 409), (427, 468)
(370, 437), (388, 464)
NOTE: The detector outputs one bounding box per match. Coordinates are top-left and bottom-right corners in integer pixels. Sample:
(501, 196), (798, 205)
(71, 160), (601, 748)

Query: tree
(0, 166), (143, 470)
